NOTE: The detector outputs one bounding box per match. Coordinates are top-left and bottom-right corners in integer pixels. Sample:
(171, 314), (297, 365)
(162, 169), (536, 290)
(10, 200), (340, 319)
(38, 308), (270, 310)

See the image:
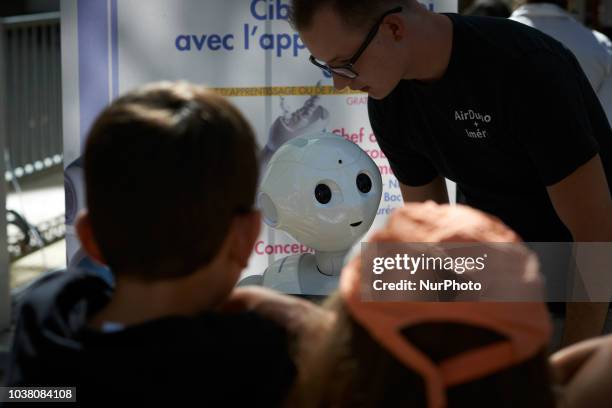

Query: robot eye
(356, 173), (372, 194)
(315, 184), (332, 204)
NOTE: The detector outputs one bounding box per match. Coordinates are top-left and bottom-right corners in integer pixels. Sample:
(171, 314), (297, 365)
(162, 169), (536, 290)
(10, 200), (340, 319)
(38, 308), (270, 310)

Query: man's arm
(399, 176), (449, 204)
(547, 155), (612, 346)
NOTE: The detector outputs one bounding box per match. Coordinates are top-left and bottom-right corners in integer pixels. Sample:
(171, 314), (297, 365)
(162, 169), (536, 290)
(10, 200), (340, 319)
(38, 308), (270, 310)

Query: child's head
(76, 82), (259, 294)
(292, 202), (555, 407)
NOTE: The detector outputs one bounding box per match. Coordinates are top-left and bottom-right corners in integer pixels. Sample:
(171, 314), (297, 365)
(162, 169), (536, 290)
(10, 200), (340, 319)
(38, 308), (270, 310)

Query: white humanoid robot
(246, 131), (382, 295)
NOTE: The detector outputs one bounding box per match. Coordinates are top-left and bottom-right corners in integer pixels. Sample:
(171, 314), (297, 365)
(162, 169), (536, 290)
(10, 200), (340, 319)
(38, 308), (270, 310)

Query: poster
(61, 0), (458, 292)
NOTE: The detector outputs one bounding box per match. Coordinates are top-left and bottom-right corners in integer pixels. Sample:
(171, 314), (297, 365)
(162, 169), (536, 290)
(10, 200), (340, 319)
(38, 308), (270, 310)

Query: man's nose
(332, 74), (351, 91)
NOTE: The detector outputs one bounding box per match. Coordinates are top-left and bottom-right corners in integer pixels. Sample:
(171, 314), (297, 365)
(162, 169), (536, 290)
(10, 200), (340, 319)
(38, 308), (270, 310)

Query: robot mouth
(350, 221), (363, 227)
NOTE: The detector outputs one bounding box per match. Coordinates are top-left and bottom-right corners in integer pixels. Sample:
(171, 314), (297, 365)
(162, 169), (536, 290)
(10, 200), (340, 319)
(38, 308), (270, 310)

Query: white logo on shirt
(455, 109), (492, 139)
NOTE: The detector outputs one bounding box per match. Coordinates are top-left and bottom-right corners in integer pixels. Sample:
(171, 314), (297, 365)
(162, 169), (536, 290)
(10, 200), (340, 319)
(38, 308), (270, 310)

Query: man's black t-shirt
(369, 13), (612, 242)
(4, 269), (296, 406)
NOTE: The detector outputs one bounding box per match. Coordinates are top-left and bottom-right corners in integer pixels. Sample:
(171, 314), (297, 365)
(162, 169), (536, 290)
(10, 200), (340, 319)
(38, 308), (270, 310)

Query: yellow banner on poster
(210, 86), (364, 97)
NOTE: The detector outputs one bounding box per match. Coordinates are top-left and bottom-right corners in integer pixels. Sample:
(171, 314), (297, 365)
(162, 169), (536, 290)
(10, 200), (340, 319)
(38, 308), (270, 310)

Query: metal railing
(2, 12), (63, 180)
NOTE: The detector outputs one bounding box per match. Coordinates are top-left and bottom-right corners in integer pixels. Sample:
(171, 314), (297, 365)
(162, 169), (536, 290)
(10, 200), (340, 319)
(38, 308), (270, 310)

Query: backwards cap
(340, 202), (551, 408)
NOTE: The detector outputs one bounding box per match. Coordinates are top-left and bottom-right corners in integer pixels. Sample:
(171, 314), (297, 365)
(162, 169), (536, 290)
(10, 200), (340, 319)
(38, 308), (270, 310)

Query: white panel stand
(0, 19), (12, 334)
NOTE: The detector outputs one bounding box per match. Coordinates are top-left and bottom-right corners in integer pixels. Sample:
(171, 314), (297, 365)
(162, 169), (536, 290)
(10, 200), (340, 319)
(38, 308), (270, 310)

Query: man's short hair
(84, 82), (258, 281)
(289, 0), (411, 32)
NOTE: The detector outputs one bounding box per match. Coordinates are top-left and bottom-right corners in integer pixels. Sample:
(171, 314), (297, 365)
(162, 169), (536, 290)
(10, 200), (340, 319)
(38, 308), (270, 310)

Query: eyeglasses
(309, 7), (403, 80)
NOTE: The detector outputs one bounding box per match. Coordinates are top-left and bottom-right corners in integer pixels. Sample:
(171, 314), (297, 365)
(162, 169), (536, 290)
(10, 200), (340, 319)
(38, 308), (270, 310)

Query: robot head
(258, 132), (382, 252)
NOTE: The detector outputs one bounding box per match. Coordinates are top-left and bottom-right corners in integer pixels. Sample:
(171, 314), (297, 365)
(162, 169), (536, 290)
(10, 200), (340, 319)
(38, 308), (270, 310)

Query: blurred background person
(464, 0), (512, 18)
(510, 0), (612, 125)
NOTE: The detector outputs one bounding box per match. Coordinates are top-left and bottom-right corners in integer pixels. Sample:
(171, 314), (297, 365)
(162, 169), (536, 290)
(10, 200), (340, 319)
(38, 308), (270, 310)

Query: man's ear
(75, 210), (106, 264)
(228, 210), (262, 269)
(383, 14), (406, 42)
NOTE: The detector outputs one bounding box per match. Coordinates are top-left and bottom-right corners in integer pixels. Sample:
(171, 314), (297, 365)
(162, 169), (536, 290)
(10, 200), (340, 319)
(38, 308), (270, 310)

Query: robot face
(258, 132), (382, 252)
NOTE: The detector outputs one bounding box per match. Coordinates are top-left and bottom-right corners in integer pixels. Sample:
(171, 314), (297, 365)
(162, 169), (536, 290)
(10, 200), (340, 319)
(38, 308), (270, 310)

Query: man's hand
(550, 334), (612, 407)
